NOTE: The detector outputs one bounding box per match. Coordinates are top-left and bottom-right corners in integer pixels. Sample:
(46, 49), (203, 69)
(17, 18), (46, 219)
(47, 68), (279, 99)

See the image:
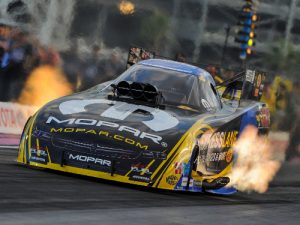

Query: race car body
(17, 59), (270, 195)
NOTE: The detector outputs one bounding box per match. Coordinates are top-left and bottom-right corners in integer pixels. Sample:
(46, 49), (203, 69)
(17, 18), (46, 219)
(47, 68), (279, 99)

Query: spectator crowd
(0, 23), (126, 102)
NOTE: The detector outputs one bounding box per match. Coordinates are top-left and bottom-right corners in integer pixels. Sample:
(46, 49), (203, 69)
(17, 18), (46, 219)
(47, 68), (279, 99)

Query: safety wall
(0, 102), (38, 135)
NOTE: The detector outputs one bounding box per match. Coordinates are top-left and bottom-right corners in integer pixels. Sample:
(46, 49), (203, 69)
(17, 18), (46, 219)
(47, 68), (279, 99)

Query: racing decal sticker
(129, 175), (151, 183)
(131, 163), (153, 175)
(29, 137), (50, 164)
(174, 162), (188, 175)
(59, 99), (179, 132)
(245, 69), (255, 83)
(49, 126), (150, 150)
(256, 107), (270, 128)
(29, 148), (49, 164)
(67, 153), (111, 167)
(46, 116), (167, 147)
(64, 151), (112, 171)
(127, 47), (155, 68)
(225, 149), (233, 163)
(166, 175), (178, 185)
(201, 99), (211, 111)
(252, 71), (266, 98)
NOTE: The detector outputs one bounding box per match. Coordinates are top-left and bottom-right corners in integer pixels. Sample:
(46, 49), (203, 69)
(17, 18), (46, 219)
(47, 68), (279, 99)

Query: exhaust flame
(18, 65), (73, 107)
(228, 125), (281, 193)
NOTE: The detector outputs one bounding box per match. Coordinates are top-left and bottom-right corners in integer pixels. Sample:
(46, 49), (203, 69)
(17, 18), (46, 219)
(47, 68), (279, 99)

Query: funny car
(17, 58), (269, 195)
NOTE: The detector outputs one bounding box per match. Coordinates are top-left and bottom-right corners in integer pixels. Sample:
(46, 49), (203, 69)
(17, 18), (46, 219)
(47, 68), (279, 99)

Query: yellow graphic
(18, 112), (237, 192)
(225, 149), (233, 163)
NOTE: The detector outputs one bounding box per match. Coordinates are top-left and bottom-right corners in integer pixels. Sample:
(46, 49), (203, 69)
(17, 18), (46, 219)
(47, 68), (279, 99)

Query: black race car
(18, 59), (269, 195)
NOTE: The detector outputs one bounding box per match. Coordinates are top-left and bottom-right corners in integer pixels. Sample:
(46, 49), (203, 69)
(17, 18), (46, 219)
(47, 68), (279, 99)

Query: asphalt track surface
(0, 147), (299, 225)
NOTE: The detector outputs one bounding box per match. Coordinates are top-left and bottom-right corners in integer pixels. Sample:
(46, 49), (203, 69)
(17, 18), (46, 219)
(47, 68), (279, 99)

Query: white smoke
(1, 0), (76, 51)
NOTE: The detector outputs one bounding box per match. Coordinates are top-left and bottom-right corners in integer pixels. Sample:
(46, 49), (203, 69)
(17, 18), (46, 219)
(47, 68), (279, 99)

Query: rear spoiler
(216, 69), (266, 102)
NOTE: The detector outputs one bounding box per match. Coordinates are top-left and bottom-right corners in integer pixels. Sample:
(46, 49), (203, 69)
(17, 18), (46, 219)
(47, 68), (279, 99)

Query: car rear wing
(216, 69), (266, 102)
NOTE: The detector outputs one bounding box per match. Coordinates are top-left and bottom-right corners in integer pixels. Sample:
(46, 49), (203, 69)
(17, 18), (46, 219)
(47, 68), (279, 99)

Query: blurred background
(0, 0), (299, 161)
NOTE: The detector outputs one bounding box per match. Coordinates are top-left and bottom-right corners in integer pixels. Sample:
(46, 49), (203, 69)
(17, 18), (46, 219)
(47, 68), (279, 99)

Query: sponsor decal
(131, 164), (152, 175)
(130, 175), (151, 183)
(198, 150), (233, 163)
(47, 116), (166, 147)
(209, 152), (226, 162)
(253, 72), (265, 98)
(246, 69), (255, 83)
(173, 162), (188, 175)
(193, 180), (202, 188)
(58, 99), (179, 132)
(198, 152), (224, 162)
(201, 99), (212, 111)
(225, 149), (233, 163)
(181, 177), (188, 186)
(142, 151), (167, 160)
(30, 148), (49, 164)
(256, 107), (270, 128)
(67, 153), (111, 167)
(50, 127), (150, 150)
(166, 175), (178, 185)
(209, 131), (238, 149)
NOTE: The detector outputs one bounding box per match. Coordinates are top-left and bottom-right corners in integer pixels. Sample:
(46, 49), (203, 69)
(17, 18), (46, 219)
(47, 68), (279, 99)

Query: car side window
(199, 80), (221, 112)
(210, 83), (222, 109)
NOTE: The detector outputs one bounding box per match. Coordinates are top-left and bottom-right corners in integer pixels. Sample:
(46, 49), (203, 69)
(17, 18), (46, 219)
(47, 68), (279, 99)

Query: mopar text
(46, 116), (163, 145)
(68, 153), (111, 166)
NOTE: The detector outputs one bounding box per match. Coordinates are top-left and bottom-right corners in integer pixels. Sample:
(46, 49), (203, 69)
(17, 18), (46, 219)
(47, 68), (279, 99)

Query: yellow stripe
(36, 138), (40, 155)
(150, 117), (211, 182)
(27, 112), (40, 159)
(125, 159), (155, 177)
(125, 168), (133, 177)
(28, 161), (149, 186)
(150, 132), (188, 180)
(45, 146), (51, 163)
(141, 160), (155, 175)
(153, 123), (214, 187)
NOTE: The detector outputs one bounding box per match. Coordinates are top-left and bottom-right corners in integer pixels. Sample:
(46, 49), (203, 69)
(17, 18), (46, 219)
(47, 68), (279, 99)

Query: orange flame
(228, 125), (281, 193)
(119, 0), (135, 15)
(18, 65), (73, 107)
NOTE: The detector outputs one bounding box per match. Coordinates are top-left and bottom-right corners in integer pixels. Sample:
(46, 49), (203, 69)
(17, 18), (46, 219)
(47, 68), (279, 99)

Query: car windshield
(114, 65), (211, 111)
